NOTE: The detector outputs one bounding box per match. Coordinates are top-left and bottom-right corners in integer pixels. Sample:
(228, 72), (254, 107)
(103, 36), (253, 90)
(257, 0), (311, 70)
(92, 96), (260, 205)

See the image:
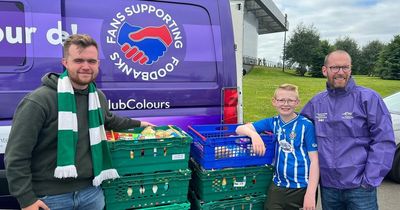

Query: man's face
(322, 52), (352, 89)
(62, 44), (99, 89)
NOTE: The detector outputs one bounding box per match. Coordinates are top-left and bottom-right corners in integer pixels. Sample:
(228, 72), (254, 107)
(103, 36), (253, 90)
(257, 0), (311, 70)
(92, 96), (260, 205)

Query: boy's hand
(303, 191), (316, 210)
(251, 135), (266, 156)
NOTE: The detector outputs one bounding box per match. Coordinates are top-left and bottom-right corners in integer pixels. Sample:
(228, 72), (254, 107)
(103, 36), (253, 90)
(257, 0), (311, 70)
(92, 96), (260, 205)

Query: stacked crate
(102, 125), (192, 210)
(187, 124), (275, 210)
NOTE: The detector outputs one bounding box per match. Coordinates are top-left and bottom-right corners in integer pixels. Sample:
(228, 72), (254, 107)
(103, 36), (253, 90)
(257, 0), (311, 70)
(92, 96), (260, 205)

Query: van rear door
(0, 1), (63, 208)
(62, 0), (237, 129)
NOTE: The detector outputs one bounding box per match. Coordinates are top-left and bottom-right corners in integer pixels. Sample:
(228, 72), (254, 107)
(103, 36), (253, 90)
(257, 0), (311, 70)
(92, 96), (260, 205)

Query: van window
(0, 2), (26, 67)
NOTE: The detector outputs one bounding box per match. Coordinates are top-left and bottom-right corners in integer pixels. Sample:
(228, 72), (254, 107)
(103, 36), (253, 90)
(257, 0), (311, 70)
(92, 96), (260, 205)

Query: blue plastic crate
(188, 124), (275, 169)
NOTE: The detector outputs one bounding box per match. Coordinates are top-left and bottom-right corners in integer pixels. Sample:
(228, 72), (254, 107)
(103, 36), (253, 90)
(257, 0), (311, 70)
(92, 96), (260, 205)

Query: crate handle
(168, 125), (183, 137)
(234, 137), (251, 145)
(213, 125), (230, 131)
(188, 126), (207, 141)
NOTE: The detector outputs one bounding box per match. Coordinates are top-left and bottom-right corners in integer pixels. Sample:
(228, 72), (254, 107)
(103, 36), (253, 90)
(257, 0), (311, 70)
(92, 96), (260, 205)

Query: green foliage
(242, 67), (400, 122)
(309, 40), (334, 77)
(377, 35), (400, 80)
(360, 40), (385, 76)
(334, 37), (362, 74)
(285, 23), (320, 76)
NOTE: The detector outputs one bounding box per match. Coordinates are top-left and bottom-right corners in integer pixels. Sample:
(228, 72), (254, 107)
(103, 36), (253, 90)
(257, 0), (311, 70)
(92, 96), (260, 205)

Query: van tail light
(223, 87), (238, 124)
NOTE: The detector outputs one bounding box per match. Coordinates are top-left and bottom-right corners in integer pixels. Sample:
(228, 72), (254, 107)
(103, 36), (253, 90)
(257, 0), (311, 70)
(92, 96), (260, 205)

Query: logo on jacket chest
(316, 113), (328, 122)
(342, 112), (353, 120)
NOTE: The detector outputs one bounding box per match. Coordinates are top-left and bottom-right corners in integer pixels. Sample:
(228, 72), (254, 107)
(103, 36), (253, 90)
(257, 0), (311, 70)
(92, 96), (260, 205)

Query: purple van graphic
(104, 3), (186, 81)
(0, 0), (238, 208)
(118, 22), (172, 65)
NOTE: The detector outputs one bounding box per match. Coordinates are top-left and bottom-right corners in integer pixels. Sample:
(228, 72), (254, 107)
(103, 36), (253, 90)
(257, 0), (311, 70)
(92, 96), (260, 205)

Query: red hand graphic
(121, 43), (149, 65)
(129, 25), (173, 47)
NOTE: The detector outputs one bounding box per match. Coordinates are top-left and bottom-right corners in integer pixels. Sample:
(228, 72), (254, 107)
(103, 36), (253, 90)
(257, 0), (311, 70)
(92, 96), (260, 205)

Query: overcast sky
(258, 0), (400, 64)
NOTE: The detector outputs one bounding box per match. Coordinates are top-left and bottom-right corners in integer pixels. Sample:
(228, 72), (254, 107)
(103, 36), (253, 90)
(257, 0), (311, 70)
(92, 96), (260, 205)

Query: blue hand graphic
(118, 22), (168, 65)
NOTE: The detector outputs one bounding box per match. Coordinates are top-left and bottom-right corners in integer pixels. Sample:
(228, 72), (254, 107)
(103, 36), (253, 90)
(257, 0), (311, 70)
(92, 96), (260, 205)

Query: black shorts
(265, 182), (316, 210)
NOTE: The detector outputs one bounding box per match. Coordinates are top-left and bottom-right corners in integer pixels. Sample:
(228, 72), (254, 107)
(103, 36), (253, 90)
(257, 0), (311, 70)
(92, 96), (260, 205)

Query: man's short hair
(324, 50), (352, 66)
(63, 34), (98, 58)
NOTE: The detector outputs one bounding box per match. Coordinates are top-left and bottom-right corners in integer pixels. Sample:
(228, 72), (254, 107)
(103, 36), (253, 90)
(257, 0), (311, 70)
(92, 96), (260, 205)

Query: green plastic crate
(140, 202), (190, 210)
(108, 126), (192, 175)
(102, 169), (191, 210)
(189, 190), (266, 210)
(190, 159), (273, 202)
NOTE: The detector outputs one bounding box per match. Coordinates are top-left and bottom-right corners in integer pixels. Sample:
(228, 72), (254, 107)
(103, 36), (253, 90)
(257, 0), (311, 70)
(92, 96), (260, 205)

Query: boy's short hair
(63, 34), (98, 58)
(274, 83), (299, 99)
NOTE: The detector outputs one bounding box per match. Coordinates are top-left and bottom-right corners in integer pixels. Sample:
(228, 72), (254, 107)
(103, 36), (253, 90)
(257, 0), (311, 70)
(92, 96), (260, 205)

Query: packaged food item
(106, 125), (184, 141)
(141, 126), (156, 135)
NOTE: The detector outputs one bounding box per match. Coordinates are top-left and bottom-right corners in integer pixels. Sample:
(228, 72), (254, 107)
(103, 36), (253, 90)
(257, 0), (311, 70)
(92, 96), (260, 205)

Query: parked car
(384, 92), (400, 183)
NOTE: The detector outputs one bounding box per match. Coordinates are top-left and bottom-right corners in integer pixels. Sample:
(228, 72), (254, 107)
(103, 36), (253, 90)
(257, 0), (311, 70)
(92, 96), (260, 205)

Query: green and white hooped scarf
(54, 71), (119, 186)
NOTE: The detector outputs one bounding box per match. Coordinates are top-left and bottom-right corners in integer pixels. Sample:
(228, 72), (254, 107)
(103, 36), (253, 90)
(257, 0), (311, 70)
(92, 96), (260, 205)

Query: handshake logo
(117, 22), (173, 65)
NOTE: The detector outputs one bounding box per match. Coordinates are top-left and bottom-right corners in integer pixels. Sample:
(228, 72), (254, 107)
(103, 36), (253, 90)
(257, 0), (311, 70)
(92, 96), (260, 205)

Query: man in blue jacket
(301, 50), (395, 210)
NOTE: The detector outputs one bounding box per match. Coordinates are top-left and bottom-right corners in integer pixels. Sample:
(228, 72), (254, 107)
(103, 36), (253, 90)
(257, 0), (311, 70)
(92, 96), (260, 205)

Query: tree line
(284, 23), (400, 80)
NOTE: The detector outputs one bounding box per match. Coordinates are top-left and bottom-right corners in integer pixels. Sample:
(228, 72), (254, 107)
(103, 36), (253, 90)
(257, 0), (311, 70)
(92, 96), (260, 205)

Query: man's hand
(22, 200), (49, 210)
(140, 121), (155, 127)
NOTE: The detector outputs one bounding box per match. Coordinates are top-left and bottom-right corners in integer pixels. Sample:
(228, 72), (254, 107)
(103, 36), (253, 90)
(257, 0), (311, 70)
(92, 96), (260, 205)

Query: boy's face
(272, 89), (299, 117)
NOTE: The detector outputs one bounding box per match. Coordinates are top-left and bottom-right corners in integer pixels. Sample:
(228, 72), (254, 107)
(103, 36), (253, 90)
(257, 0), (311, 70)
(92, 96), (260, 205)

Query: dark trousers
(320, 186), (378, 210)
(265, 182), (316, 210)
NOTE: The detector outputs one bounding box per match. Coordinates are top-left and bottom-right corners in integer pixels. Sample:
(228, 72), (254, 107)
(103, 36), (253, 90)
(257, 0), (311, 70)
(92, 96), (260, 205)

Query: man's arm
(96, 89), (143, 130)
(5, 99), (44, 208)
(363, 95), (396, 187)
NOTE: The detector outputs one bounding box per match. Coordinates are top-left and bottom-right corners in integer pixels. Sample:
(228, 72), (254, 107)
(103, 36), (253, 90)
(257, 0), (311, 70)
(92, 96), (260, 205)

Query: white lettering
(142, 72), (149, 81)
(163, 14), (172, 24)
(121, 63), (133, 75)
(118, 99), (127, 109)
(108, 99), (171, 110)
(171, 56), (179, 65)
(110, 18), (122, 30)
(109, 52), (119, 61)
(125, 6), (134, 16)
(148, 5), (156, 13)
(155, 9), (164, 18)
(106, 4), (184, 81)
(133, 69), (141, 78)
(175, 40), (183, 48)
(0, 126), (11, 154)
(25, 27), (37, 44)
(126, 99), (136, 109)
(141, 4), (149, 13)
(6, 26), (23, 44)
(46, 21), (72, 45)
(70, 24), (78, 35)
(114, 57), (125, 69)
(46, 21), (63, 45)
(0, 27), (38, 44)
(116, 12), (126, 22)
(158, 68), (167, 77)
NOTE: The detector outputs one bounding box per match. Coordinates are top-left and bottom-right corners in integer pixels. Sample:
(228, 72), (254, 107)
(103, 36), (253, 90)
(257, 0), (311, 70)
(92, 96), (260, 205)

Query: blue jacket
(301, 77), (395, 188)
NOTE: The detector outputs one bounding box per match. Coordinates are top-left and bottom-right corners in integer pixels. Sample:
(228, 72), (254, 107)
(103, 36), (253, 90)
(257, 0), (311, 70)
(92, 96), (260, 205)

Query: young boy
(236, 84), (319, 210)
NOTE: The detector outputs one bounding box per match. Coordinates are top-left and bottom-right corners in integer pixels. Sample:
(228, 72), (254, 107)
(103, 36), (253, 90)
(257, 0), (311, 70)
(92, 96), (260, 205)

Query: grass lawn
(242, 66), (400, 123)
